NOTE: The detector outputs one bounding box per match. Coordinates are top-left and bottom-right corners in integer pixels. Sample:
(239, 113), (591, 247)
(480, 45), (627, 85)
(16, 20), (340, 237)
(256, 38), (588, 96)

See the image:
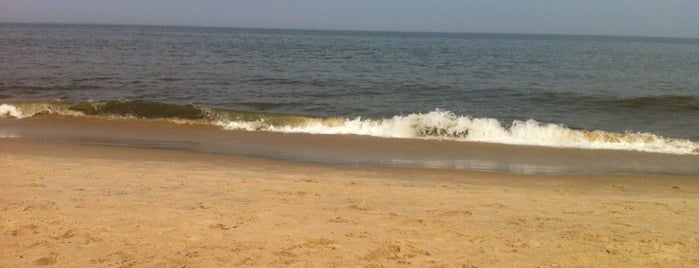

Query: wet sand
(3, 115), (698, 175)
(1, 139), (697, 267)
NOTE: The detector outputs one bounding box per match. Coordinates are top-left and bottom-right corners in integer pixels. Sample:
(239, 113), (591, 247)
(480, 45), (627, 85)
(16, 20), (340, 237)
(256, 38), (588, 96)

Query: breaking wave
(220, 109), (699, 155)
(2, 101), (698, 155)
(0, 104), (23, 118)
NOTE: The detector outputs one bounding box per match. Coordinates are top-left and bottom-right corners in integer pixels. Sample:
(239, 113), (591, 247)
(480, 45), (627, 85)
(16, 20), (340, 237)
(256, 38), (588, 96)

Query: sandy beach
(1, 139), (697, 267)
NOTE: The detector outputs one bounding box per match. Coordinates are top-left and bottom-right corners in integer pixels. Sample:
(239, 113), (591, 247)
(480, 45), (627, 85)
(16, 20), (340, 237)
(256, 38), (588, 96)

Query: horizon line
(2, 21), (698, 40)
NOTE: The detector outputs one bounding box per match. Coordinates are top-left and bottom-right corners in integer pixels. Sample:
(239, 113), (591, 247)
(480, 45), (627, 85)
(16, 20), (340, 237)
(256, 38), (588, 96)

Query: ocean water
(1, 23), (698, 157)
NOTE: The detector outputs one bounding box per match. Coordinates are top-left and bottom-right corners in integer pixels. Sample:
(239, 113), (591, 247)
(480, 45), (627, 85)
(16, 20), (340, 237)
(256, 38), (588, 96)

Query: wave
(69, 101), (207, 119)
(610, 95), (699, 111)
(0, 104), (24, 118)
(219, 109), (699, 155)
(2, 101), (698, 155)
(525, 93), (699, 112)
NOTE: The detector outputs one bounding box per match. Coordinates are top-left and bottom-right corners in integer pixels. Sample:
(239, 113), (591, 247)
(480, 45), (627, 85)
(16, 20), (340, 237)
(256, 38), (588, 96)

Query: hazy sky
(1, 0), (697, 38)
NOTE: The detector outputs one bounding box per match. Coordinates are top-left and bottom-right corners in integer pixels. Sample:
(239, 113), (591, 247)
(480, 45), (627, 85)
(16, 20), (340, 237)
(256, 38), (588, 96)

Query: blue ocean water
(1, 23), (698, 143)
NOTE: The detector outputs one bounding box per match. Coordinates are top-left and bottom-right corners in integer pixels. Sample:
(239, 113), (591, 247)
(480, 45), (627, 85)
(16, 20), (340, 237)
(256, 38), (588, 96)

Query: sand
(1, 140), (697, 267)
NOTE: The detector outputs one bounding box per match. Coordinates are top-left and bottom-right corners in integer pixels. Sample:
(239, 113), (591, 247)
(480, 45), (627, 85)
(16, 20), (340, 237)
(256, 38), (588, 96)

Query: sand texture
(1, 140), (698, 267)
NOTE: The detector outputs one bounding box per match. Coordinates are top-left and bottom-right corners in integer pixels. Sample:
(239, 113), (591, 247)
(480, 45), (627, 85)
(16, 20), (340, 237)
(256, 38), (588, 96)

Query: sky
(1, 0), (697, 38)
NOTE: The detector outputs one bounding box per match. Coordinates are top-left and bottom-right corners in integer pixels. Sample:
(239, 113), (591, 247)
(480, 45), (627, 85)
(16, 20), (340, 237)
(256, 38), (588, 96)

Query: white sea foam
(220, 109), (699, 155)
(0, 104), (24, 118)
(2, 101), (697, 155)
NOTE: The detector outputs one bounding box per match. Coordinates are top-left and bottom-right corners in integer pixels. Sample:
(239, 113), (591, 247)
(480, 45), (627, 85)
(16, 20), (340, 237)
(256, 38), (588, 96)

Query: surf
(2, 101), (698, 155)
(0, 104), (24, 118)
(219, 109), (699, 155)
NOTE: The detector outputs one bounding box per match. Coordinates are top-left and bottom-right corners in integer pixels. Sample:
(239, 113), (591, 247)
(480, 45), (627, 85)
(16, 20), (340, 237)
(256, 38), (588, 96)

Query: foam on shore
(3, 102), (698, 155)
(221, 109), (699, 155)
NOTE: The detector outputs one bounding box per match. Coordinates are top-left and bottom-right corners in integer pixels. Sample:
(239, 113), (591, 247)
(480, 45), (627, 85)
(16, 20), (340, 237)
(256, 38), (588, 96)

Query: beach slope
(1, 140), (697, 267)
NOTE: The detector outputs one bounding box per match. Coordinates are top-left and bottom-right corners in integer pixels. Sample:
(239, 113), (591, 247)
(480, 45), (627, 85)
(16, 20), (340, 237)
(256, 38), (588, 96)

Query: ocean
(1, 23), (698, 174)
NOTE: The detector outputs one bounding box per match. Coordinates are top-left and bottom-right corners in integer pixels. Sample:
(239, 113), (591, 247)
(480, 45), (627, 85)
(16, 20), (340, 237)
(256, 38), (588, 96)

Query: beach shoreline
(1, 139), (697, 267)
(2, 22), (698, 267)
(3, 115), (698, 176)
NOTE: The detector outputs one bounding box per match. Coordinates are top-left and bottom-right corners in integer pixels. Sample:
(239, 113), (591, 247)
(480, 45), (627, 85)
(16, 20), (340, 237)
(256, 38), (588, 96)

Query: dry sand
(1, 140), (697, 267)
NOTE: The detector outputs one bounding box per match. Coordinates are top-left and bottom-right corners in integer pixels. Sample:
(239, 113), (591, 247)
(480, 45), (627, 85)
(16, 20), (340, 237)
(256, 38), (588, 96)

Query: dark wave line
(610, 95), (699, 111)
(525, 92), (699, 112)
(69, 101), (207, 120)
